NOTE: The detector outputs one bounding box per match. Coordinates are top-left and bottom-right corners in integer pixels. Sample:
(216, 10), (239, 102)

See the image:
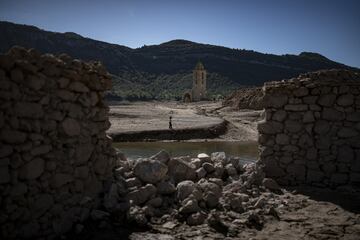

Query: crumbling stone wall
(0, 47), (115, 239)
(258, 69), (360, 186)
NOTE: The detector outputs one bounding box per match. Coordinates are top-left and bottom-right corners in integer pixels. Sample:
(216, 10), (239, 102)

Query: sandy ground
(108, 101), (262, 141)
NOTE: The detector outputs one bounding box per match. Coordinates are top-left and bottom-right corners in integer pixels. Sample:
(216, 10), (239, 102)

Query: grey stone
(150, 150), (170, 164)
(197, 153), (210, 162)
(262, 178), (281, 192)
(177, 180), (196, 201)
(156, 181), (176, 195)
(30, 144), (52, 156)
(69, 81), (89, 92)
(337, 94), (354, 106)
(347, 112), (360, 122)
(286, 164), (306, 181)
(306, 170), (324, 182)
(0, 145), (13, 158)
(134, 159), (168, 184)
(211, 152), (226, 163)
(11, 182), (28, 196)
(257, 120), (283, 134)
(196, 167), (207, 179)
(125, 177), (142, 188)
(322, 108), (344, 121)
(263, 158), (285, 177)
(293, 87), (309, 97)
(33, 194), (54, 217)
(147, 197), (163, 208)
(168, 158), (197, 183)
(0, 129), (26, 143)
(275, 133), (289, 145)
(330, 173), (348, 184)
(284, 104), (308, 111)
(75, 143), (94, 165)
(263, 94), (288, 108)
(91, 210), (110, 221)
(191, 158), (202, 169)
(51, 173), (74, 188)
(225, 164), (237, 176)
(187, 212), (207, 226)
(0, 166), (10, 183)
(127, 184), (156, 205)
(15, 102), (44, 119)
(254, 196), (267, 208)
(180, 199), (200, 214)
(338, 145), (354, 163)
(338, 127), (358, 138)
(285, 120), (302, 133)
(318, 94), (336, 106)
(303, 96), (318, 104)
(314, 120), (330, 134)
(62, 118), (81, 136)
(75, 166), (89, 179)
(10, 68), (24, 82)
(57, 90), (76, 101)
(202, 162), (215, 173)
(303, 111), (315, 123)
(272, 110), (287, 122)
(19, 158), (44, 180)
(27, 74), (45, 90)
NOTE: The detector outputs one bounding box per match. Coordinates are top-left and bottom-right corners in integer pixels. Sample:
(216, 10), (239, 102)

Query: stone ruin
(258, 69), (360, 186)
(1, 46), (359, 239)
(0, 47), (115, 239)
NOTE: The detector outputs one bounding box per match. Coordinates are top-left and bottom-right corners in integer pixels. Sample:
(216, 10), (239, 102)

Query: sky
(0, 0), (359, 67)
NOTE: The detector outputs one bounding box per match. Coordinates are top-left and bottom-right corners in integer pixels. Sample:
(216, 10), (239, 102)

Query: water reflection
(113, 141), (259, 163)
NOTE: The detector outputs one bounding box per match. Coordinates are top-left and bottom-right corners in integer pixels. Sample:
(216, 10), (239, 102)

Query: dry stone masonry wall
(0, 47), (116, 239)
(258, 69), (360, 186)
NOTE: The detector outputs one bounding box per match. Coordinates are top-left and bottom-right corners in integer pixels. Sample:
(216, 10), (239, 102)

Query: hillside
(1, 21), (358, 100)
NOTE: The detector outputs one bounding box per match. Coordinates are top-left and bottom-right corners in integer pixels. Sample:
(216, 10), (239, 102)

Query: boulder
(179, 199), (200, 214)
(211, 152), (226, 163)
(19, 158), (44, 180)
(262, 178), (281, 192)
(202, 162), (215, 173)
(134, 159), (168, 184)
(196, 167), (207, 179)
(197, 153), (210, 162)
(127, 184), (157, 205)
(176, 180), (196, 201)
(187, 212), (207, 226)
(62, 118), (81, 136)
(156, 181), (176, 195)
(168, 157), (196, 183)
(225, 164), (237, 176)
(150, 150), (170, 164)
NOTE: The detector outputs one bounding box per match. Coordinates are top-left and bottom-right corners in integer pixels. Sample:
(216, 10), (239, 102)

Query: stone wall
(0, 47), (116, 239)
(258, 69), (360, 186)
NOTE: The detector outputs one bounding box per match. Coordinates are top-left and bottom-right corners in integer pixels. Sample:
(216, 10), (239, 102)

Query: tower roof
(194, 61), (205, 70)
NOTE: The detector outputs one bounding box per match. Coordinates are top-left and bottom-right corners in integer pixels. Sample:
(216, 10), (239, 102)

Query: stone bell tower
(191, 61), (207, 101)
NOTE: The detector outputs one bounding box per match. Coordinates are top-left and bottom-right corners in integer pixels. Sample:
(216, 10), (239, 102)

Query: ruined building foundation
(0, 47), (116, 239)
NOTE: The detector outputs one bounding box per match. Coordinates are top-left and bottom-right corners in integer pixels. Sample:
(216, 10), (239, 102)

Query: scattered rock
(134, 159), (168, 184)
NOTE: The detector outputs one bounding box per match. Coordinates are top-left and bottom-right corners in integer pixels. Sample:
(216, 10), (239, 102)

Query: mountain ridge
(0, 21), (358, 100)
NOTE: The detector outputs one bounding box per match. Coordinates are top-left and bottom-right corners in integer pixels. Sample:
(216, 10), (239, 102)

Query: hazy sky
(0, 0), (359, 67)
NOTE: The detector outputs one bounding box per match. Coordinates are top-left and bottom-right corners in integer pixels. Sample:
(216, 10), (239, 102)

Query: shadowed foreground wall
(0, 47), (115, 239)
(258, 69), (360, 186)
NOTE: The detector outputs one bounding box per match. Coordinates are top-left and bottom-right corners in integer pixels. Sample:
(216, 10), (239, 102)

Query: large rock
(134, 159), (168, 184)
(15, 102), (44, 119)
(257, 120), (283, 134)
(19, 158), (44, 180)
(0, 129), (26, 143)
(75, 143), (94, 165)
(198, 180), (222, 208)
(176, 180), (196, 201)
(150, 150), (170, 164)
(318, 94), (336, 107)
(337, 94), (354, 106)
(263, 94), (288, 108)
(127, 184), (156, 205)
(179, 198), (200, 214)
(62, 118), (81, 136)
(167, 157), (196, 183)
(156, 181), (176, 195)
(69, 81), (89, 92)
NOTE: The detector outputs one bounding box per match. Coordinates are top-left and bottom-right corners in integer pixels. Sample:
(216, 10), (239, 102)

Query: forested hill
(1, 21), (358, 100)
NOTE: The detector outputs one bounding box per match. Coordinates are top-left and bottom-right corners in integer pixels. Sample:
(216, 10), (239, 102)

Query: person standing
(169, 116), (173, 130)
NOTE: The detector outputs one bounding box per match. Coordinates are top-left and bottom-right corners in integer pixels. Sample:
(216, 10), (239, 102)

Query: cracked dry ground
(131, 188), (360, 240)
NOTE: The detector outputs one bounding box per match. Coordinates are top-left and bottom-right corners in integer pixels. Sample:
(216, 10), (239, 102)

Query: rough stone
(150, 150), (170, 164)
(177, 180), (196, 201)
(168, 158), (196, 183)
(156, 181), (176, 195)
(134, 159), (168, 184)
(62, 118), (81, 136)
(318, 94), (336, 107)
(19, 158), (44, 180)
(337, 94), (354, 106)
(15, 102), (44, 119)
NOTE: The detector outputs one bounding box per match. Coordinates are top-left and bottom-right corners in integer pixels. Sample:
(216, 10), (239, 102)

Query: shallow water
(113, 141), (259, 163)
